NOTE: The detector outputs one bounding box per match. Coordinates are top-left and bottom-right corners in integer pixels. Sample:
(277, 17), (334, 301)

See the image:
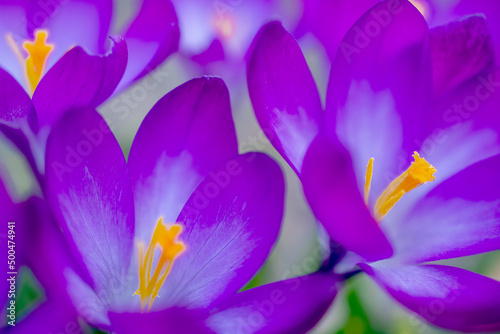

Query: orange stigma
(6, 29), (54, 95)
(134, 218), (185, 312)
(365, 152), (436, 221)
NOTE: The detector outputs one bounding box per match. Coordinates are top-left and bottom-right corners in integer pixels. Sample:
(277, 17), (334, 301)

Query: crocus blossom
(0, 0), (180, 185)
(0, 0), (179, 93)
(12, 77), (338, 333)
(247, 0), (500, 331)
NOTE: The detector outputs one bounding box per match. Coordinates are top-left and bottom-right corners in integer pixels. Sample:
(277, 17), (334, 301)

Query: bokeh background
(1, 0), (499, 332)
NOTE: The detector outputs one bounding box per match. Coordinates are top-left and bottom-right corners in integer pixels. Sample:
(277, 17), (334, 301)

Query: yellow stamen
(134, 218), (185, 312)
(364, 158), (374, 205)
(371, 152), (436, 221)
(6, 29), (54, 95)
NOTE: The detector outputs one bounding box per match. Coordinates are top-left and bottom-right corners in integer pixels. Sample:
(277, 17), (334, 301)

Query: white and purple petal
(45, 107), (134, 304)
(247, 21), (323, 174)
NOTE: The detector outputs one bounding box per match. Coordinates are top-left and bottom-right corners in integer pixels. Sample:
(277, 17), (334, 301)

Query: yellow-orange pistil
(365, 152), (437, 221)
(6, 29), (54, 95)
(134, 218), (186, 312)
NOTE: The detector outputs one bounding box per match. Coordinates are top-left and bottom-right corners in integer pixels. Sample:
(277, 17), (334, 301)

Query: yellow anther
(364, 158), (374, 205)
(369, 152), (436, 221)
(134, 218), (185, 312)
(6, 29), (54, 95)
(23, 30), (54, 94)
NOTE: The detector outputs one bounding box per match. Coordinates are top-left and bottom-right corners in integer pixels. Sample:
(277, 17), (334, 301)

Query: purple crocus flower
(0, 0), (179, 186)
(12, 77), (338, 333)
(247, 0), (500, 331)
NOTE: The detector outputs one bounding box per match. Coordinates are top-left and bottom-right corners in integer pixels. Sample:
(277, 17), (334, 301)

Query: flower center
(365, 152), (436, 221)
(215, 17), (235, 38)
(6, 29), (54, 95)
(134, 218), (186, 312)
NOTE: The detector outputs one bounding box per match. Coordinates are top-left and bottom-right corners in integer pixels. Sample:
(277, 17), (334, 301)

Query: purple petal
(118, 0), (179, 89)
(109, 308), (212, 333)
(45, 107), (134, 303)
(32, 36), (127, 129)
(0, 67), (40, 178)
(387, 154), (500, 263)
(326, 0), (432, 201)
(128, 77), (238, 242)
(155, 153), (284, 309)
(301, 136), (393, 262)
(362, 264), (500, 332)
(247, 22), (323, 174)
(430, 15), (495, 97)
(206, 273), (339, 334)
(295, 0), (379, 59)
(379, 68), (500, 228)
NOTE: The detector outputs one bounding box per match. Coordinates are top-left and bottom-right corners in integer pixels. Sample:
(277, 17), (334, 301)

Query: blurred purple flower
(13, 77), (338, 333)
(295, 0), (379, 60)
(0, 0), (179, 93)
(247, 0), (500, 331)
